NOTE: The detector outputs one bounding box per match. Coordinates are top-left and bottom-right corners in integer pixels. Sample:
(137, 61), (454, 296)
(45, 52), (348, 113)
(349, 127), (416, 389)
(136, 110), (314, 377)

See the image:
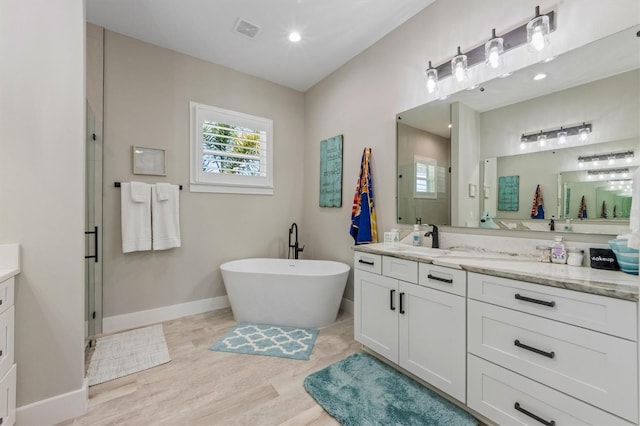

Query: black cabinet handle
(390, 289), (396, 311)
(399, 292), (405, 314)
(427, 273), (453, 284)
(358, 259), (375, 266)
(514, 339), (555, 359)
(515, 293), (555, 307)
(514, 402), (555, 426)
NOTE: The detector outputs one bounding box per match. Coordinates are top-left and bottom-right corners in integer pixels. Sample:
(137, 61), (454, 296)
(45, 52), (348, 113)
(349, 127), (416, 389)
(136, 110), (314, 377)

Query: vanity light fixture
(587, 167), (630, 177)
(527, 6), (551, 52)
(451, 46), (468, 83)
(520, 134), (527, 150)
(485, 29), (504, 69)
(425, 61), (438, 94)
(578, 150), (634, 165)
(423, 6), (554, 91)
(519, 122), (592, 146)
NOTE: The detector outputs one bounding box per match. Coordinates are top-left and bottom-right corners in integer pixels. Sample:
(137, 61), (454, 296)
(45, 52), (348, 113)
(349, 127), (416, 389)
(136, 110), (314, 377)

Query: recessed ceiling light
(288, 32), (301, 42)
(533, 73), (547, 80)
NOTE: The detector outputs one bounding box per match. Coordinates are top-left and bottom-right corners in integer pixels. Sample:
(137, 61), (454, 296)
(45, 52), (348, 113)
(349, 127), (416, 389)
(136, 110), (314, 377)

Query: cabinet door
(354, 269), (398, 363)
(399, 282), (466, 403)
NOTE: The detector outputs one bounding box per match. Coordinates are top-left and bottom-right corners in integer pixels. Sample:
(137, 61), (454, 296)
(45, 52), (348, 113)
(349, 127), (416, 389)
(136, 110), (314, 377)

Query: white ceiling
(86, 0), (434, 92)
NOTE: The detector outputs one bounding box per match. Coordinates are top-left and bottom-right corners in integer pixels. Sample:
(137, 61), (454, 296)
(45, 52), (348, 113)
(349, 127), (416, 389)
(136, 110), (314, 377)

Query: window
(190, 102), (273, 194)
(414, 156), (437, 199)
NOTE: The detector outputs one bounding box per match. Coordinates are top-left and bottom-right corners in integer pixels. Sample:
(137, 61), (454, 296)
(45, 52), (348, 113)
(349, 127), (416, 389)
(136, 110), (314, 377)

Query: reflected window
(414, 156), (437, 199)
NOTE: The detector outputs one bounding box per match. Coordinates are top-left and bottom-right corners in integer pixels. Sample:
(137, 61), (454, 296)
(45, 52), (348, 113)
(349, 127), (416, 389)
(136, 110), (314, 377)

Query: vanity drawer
(354, 252), (382, 274)
(0, 278), (14, 317)
(382, 256), (417, 284)
(468, 272), (637, 340)
(418, 263), (466, 296)
(0, 364), (16, 426)
(468, 300), (638, 422)
(468, 354), (635, 426)
(0, 307), (14, 380)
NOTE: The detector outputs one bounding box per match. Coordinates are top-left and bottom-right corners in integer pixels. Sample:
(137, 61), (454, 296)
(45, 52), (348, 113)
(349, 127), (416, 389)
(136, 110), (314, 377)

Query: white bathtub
(220, 258), (350, 328)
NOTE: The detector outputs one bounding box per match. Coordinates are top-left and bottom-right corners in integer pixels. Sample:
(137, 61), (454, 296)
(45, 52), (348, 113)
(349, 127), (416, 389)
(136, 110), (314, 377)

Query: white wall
(0, 0), (85, 416)
(101, 31), (305, 319)
(303, 0), (639, 301)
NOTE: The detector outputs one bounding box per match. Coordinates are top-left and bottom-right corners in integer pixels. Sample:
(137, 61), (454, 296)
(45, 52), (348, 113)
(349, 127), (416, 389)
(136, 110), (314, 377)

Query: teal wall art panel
(498, 175), (519, 211)
(319, 135), (343, 207)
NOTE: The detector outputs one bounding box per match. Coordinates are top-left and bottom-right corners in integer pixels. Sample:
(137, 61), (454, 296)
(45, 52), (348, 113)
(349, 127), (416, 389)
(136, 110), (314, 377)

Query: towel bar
(114, 182), (182, 190)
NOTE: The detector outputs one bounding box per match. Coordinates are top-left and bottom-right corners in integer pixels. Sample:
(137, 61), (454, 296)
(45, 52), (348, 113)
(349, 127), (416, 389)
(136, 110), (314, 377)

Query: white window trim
(190, 102), (273, 195)
(414, 155), (437, 199)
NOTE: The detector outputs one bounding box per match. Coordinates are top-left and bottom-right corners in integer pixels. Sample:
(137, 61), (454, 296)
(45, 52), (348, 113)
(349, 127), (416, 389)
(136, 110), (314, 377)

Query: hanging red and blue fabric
(350, 147), (378, 244)
(531, 184), (544, 219)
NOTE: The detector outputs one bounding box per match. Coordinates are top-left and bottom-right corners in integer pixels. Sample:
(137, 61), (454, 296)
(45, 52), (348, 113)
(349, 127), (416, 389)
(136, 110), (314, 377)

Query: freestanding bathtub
(220, 258), (350, 328)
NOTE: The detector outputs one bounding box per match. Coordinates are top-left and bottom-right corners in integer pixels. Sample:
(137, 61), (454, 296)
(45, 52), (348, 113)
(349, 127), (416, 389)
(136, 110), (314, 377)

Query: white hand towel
(628, 167), (640, 249)
(152, 184), (181, 250)
(155, 182), (172, 201)
(130, 181), (149, 203)
(121, 183), (152, 253)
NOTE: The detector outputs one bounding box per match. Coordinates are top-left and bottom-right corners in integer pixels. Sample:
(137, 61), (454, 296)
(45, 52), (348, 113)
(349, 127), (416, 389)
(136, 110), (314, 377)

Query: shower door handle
(84, 226), (98, 263)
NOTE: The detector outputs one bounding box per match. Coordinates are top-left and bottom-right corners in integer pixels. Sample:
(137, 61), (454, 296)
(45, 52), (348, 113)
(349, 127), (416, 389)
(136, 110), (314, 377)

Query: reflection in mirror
(396, 25), (639, 235)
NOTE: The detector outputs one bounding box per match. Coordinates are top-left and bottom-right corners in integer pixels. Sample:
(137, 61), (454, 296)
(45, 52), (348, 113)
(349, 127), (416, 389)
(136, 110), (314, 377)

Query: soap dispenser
(551, 235), (567, 264)
(412, 224), (421, 246)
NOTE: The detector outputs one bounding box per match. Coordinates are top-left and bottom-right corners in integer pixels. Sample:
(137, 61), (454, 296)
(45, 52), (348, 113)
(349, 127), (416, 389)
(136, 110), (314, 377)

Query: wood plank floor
(60, 309), (360, 425)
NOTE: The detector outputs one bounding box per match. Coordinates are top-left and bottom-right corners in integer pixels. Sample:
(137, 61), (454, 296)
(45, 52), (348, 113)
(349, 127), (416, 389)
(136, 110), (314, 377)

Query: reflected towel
(578, 195), (588, 219)
(121, 183), (152, 253)
(350, 147), (378, 244)
(530, 184), (544, 219)
(628, 168), (639, 249)
(152, 184), (181, 250)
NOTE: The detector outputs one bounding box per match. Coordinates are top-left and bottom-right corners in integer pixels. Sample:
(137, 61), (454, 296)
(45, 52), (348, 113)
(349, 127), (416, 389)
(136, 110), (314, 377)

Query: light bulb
(530, 29), (545, 51)
(454, 62), (465, 82)
(557, 130), (567, 144)
(537, 133), (547, 147)
(520, 142), (526, 150)
(593, 160), (599, 166)
(578, 161), (584, 168)
(626, 157), (632, 163)
(608, 157), (615, 165)
(425, 61), (438, 94)
(451, 47), (467, 83)
(485, 30), (504, 70)
(527, 8), (550, 53)
(579, 125), (590, 142)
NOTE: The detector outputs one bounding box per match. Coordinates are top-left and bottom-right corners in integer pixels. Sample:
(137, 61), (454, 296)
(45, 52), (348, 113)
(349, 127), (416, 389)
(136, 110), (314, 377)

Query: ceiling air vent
(233, 18), (262, 40)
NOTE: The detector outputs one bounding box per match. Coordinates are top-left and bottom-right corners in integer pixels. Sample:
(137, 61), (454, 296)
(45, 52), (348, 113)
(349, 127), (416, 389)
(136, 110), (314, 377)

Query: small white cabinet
(0, 244), (19, 426)
(354, 254), (466, 403)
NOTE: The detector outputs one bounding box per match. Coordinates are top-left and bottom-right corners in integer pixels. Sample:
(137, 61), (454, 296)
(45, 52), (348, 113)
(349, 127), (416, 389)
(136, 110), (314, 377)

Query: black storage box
(589, 248), (620, 270)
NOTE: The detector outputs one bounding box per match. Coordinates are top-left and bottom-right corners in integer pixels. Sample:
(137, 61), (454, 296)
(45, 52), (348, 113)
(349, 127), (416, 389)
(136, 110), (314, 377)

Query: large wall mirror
(397, 25), (639, 235)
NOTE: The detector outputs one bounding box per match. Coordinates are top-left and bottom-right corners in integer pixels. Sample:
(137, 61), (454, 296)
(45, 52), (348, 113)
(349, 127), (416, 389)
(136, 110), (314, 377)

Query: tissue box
(589, 248), (620, 271)
(608, 238), (639, 275)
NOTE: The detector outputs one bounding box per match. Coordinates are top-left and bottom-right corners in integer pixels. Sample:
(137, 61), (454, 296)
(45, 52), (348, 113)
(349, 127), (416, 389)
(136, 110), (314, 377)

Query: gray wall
(102, 31), (305, 318)
(0, 0), (85, 408)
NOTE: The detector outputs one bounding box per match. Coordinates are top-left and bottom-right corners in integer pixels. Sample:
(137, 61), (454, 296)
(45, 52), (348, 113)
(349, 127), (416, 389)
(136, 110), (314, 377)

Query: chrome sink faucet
(424, 224), (439, 249)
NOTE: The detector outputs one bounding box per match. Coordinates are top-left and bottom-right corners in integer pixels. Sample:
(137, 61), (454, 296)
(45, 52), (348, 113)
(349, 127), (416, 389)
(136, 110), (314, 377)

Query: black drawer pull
(514, 402), (555, 426)
(390, 289), (396, 311)
(358, 259), (375, 266)
(514, 339), (555, 359)
(427, 274), (453, 284)
(399, 292), (405, 314)
(515, 293), (556, 307)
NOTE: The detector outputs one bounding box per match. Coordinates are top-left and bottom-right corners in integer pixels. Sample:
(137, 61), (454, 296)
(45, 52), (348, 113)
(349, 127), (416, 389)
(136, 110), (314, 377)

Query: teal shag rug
(304, 352), (477, 426)
(209, 323), (318, 360)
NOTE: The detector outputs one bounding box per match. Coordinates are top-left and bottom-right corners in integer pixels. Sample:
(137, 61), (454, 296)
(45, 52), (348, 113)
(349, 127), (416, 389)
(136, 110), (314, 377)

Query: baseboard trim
(340, 297), (354, 314)
(17, 378), (88, 426)
(103, 296), (230, 334)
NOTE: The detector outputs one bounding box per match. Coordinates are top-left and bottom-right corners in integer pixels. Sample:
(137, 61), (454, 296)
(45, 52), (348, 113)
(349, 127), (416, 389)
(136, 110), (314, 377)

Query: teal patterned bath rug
(209, 323), (318, 360)
(304, 352), (478, 426)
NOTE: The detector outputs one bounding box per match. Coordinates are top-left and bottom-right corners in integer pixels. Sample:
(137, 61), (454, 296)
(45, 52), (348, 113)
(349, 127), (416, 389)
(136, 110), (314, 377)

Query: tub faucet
(424, 224), (439, 249)
(288, 222), (304, 259)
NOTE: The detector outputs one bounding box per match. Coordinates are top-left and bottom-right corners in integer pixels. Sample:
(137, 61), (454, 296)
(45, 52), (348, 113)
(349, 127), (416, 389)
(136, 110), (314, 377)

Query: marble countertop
(0, 244), (20, 282)
(354, 243), (639, 301)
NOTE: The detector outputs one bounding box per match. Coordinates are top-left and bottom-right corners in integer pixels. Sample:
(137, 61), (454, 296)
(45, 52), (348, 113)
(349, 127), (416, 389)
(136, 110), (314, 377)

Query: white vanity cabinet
(354, 253), (467, 403)
(467, 272), (638, 425)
